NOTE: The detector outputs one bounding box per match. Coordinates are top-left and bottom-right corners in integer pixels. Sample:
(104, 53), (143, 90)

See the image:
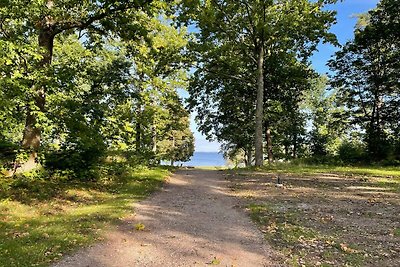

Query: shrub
(338, 141), (366, 164)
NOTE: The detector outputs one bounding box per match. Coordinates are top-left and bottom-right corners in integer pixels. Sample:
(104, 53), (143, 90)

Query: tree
(329, 0), (400, 161)
(178, 0), (337, 166)
(157, 109), (195, 166)
(124, 14), (193, 161)
(187, 48), (256, 166)
(1, 2), (195, 176)
(303, 76), (345, 158)
(0, 0), (159, 170)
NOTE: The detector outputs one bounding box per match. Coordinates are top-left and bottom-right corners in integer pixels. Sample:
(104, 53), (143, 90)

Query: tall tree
(329, 0), (400, 161)
(178, 0), (337, 166)
(0, 0), (157, 169)
(303, 76), (344, 158)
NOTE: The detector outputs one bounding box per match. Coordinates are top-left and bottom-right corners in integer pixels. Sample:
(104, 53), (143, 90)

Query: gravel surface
(53, 169), (279, 267)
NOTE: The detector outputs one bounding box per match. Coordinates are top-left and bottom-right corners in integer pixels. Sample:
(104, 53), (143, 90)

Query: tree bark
(152, 123), (157, 153)
(246, 148), (252, 167)
(266, 127), (273, 164)
(170, 135), (175, 166)
(254, 44), (264, 167)
(136, 121), (141, 152)
(19, 27), (54, 172)
(292, 132), (298, 159)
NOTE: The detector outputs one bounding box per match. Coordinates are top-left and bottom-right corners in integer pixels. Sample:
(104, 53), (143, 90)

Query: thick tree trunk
(255, 45), (264, 167)
(18, 28), (54, 172)
(266, 127), (273, 164)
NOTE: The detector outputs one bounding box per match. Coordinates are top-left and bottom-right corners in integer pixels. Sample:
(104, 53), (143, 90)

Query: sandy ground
(53, 169), (279, 267)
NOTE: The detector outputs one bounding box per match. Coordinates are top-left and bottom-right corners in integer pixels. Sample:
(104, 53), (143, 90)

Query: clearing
(226, 167), (400, 266)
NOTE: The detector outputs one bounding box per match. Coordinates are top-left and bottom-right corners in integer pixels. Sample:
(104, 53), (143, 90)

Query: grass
(253, 163), (400, 178)
(252, 163), (400, 193)
(0, 163), (170, 267)
(247, 204), (364, 267)
(227, 163), (400, 266)
(394, 228), (400, 237)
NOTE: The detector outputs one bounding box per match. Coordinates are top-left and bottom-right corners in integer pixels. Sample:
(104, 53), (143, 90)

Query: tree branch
(53, 1), (153, 34)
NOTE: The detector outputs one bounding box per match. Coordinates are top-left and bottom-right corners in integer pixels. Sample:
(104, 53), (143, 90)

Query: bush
(45, 147), (106, 180)
(338, 141), (366, 164)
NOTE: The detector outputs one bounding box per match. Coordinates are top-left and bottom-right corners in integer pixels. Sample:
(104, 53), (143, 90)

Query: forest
(0, 0), (399, 266)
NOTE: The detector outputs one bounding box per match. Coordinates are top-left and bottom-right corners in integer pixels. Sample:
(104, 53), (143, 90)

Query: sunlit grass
(0, 165), (170, 267)
(256, 163), (400, 178)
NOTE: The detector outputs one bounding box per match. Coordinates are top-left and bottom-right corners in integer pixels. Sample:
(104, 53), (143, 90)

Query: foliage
(338, 141), (367, 164)
(302, 76), (345, 158)
(0, 2), (194, 173)
(329, 0), (400, 162)
(179, 0), (338, 166)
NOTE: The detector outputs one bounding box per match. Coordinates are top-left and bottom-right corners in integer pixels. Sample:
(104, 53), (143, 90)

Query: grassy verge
(0, 163), (170, 267)
(255, 163), (400, 178)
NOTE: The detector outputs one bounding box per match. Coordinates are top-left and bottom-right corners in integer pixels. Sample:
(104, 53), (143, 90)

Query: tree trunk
(136, 120), (141, 153)
(255, 45), (264, 167)
(266, 127), (273, 164)
(170, 135), (175, 166)
(246, 148), (252, 167)
(292, 132), (298, 159)
(18, 28), (54, 172)
(284, 143), (289, 159)
(152, 124), (157, 153)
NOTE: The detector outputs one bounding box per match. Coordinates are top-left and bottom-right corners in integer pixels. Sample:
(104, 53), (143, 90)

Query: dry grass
(226, 168), (400, 267)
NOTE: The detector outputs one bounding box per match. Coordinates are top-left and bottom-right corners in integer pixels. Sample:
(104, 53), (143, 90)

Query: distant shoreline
(170, 151), (227, 167)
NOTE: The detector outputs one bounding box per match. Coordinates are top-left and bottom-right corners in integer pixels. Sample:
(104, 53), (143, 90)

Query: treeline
(0, 1), (194, 179)
(1, 0), (398, 177)
(183, 0), (399, 166)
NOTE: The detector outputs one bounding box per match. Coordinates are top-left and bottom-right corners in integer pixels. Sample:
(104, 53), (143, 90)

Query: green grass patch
(0, 164), (170, 267)
(248, 163), (400, 178)
(394, 228), (400, 237)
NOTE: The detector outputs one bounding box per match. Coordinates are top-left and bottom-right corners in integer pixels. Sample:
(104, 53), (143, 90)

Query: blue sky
(182, 0), (380, 153)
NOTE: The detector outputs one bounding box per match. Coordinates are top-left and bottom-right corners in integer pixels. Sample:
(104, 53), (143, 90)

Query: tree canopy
(1, 0), (399, 177)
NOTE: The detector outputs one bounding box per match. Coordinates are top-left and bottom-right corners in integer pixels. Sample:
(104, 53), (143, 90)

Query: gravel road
(53, 169), (279, 267)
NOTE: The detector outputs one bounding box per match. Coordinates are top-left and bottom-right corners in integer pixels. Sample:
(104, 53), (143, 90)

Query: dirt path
(53, 169), (278, 267)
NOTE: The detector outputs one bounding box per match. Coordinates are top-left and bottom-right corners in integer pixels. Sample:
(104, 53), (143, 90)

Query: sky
(181, 0), (380, 153)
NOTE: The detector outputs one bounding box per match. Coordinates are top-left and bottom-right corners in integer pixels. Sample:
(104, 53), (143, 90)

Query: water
(176, 152), (227, 167)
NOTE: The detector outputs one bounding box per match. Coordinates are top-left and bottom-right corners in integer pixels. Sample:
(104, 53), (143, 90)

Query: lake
(176, 152), (227, 167)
